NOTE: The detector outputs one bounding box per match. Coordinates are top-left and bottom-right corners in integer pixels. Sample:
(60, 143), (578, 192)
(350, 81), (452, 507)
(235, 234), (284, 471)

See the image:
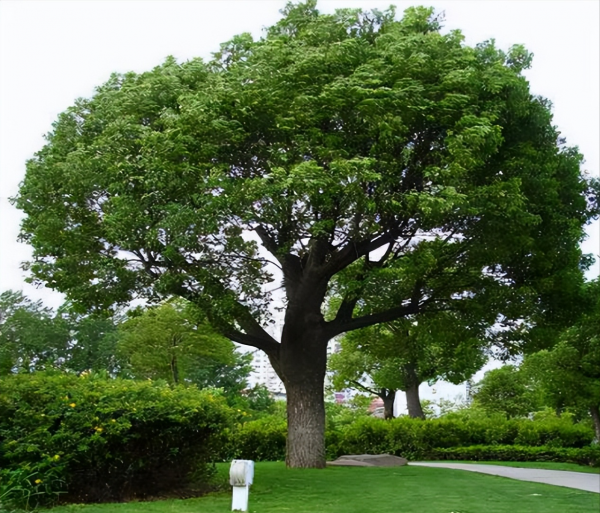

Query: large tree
(15, 3), (597, 467)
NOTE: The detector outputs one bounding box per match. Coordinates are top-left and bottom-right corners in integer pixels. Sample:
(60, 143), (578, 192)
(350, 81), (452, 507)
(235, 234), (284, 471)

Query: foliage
(432, 395), (470, 417)
(329, 311), (487, 417)
(58, 306), (122, 375)
(332, 416), (595, 461)
(225, 416), (287, 462)
(440, 460), (600, 473)
(0, 465), (66, 512)
(0, 290), (70, 375)
(0, 290), (122, 377)
(221, 412), (594, 463)
(243, 384), (276, 413)
(186, 351), (253, 404)
(0, 372), (232, 507)
(431, 445), (600, 467)
(14, 1), (599, 466)
(117, 299), (236, 385)
(471, 365), (541, 418)
(523, 279), (600, 434)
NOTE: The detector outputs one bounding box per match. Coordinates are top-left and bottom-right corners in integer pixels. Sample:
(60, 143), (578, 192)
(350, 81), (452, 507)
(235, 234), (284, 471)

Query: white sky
(1, 1), (598, 398)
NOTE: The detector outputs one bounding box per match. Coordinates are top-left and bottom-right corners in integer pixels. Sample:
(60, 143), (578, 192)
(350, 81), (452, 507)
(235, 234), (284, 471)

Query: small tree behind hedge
(0, 372), (232, 507)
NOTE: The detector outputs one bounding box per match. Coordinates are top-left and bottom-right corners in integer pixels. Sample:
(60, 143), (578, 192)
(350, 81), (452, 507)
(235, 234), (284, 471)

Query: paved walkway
(410, 462), (600, 493)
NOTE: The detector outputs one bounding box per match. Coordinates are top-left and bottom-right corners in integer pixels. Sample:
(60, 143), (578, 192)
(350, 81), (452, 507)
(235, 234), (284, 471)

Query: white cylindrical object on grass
(230, 460), (254, 511)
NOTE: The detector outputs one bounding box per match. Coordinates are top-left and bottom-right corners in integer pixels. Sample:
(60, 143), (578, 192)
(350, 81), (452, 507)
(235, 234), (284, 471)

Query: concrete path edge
(410, 462), (600, 494)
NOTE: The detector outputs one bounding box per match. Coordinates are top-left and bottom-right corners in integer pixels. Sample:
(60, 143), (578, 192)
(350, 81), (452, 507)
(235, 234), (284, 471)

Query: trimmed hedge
(226, 415), (597, 465)
(0, 372), (232, 508)
(430, 445), (600, 466)
(330, 416), (594, 460)
(226, 416), (287, 462)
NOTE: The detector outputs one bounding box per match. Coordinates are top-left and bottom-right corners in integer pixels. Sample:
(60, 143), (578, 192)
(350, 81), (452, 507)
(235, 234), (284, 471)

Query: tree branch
(350, 379), (378, 396)
(255, 225), (283, 264)
(223, 326), (280, 356)
(327, 301), (421, 338)
(333, 296), (359, 324)
(172, 282), (280, 356)
(325, 223), (407, 278)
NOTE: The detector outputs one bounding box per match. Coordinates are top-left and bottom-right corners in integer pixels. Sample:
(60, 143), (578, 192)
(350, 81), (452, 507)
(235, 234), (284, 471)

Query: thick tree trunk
(590, 404), (600, 441)
(276, 316), (329, 468)
(403, 364), (424, 419)
(405, 383), (424, 418)
(380, 389), (396, 420)
(285, 376), (326, 468)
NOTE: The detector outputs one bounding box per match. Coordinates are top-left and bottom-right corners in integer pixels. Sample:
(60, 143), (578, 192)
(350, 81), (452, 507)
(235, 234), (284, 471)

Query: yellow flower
(111, 419), (116, 423)
(94, 426), (103, 432)
(69, 403), (76, 408)
(242, 412), (247, 416)
(53, 454), (60, 461)
(35, 479), (42, 484)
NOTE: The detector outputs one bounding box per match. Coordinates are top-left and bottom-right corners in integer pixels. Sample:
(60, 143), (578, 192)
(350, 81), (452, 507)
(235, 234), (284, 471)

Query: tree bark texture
(403, 364), (425, 418)
(590, 404), (600, 442)
(405, 384), (424, 418)
(276, 317), (328, 468)
(285, 377), (326, 468)
(380, 389), (396, 420)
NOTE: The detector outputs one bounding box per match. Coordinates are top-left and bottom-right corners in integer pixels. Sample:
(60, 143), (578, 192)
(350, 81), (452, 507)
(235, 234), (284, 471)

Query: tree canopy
(0, 290), (69, 374)
(329, 311), (488, 418)
(471, 365), (540, 419)
(14, 2), (598, 467)
(117, 299), (235, 385)
(523, 279), (600, 438)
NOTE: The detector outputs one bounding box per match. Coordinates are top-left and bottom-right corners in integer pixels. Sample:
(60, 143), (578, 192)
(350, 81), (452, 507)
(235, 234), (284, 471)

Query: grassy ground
(47, 462), (599, 513)
(425, 460), (600, 474)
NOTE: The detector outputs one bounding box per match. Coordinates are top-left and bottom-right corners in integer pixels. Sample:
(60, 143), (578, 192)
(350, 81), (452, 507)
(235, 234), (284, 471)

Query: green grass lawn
(425, 460), (600, 474)
(47, 462), (599, 513)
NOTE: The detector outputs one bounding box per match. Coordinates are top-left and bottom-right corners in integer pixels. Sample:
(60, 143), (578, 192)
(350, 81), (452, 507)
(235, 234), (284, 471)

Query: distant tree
(244, 383), (276, 413)
(15, 2), (597, 466)
(329, 310), (488, 419)
(186, 350), (253, 398)
(523, 279), (600, 439)
(59, 306), (122, 374)
(117, 300), (235, 385)
(0, 290), (69, 374)
(472, 365), (540, 418)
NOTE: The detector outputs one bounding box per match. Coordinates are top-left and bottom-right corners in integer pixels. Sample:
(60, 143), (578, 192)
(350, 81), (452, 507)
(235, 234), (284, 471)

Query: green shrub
(430, 445), (600, 466)
(226, 416), (287, 461)
(0, 372), (232, 508)
(219, 410), (596, 466)
(514, 418), (593, 448)
(336, 416), (391, 456)
(321, 414), (595, 461)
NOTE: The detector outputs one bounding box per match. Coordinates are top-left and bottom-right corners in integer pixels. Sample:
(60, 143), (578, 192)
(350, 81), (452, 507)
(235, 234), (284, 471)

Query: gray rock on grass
(327, 454), (408, 467)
